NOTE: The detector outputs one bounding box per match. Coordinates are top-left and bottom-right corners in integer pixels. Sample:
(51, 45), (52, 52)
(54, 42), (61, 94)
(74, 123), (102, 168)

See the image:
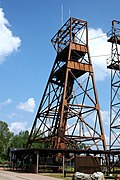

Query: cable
(91, 54), (110, 58)
(89, 34), (107, 41)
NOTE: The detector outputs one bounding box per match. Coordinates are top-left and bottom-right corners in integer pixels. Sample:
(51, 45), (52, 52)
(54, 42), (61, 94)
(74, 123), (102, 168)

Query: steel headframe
(27, 17), (106, 152)
(107, 20), (120, 172)
(107, 20), (120, 150)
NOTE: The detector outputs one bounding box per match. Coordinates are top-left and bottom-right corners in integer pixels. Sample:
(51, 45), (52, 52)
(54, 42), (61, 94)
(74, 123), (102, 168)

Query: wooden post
(63, 154), (65, 177)
(36, 151), (39, 173)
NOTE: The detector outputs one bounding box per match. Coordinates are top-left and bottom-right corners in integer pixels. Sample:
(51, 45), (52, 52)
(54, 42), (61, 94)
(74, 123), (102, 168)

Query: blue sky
(0, 0), (120, 145)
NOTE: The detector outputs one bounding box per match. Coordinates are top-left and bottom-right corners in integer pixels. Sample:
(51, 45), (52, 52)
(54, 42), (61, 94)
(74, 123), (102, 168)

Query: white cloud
(101, 110), (110, 126)
(105, 134), (110, 148)
(88, 28), (111, 81)
(8, 112), (16, 119)
(0, 8), (21, 63)
(100, 110), (110, 147)
(0, 98), (12, 107)
(17, 98), (35, 113)
(9, 121), (28, 134)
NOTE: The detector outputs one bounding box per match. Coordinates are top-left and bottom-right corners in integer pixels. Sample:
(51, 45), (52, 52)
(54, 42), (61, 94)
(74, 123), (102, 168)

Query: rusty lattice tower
(107, 20), (120, 151)
(27, 17), (106, 151)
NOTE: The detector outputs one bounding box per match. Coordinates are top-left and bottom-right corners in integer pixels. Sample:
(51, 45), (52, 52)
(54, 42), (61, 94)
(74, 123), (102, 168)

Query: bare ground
(0, 169), (63, 180)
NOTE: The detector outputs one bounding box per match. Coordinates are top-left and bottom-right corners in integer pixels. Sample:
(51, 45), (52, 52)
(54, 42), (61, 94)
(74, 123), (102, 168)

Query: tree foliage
(0, 120), (29, 162)
(10, 130), (29, 148)
(0, 121), (13, 161)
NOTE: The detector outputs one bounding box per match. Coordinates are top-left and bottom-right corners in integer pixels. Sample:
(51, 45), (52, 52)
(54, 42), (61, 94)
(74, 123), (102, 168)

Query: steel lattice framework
(27, 17), (106, 151)
(107, 20), (120, 151)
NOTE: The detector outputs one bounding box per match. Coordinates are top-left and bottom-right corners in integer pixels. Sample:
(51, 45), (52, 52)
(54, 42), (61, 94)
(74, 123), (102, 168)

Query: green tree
(10, 130), (29, 148)
(0, 121), (13, 162)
